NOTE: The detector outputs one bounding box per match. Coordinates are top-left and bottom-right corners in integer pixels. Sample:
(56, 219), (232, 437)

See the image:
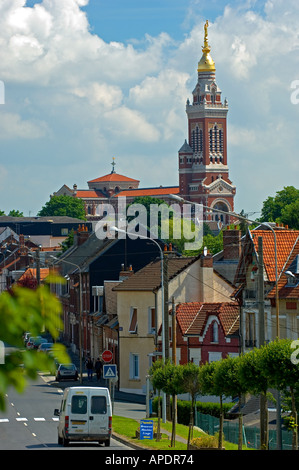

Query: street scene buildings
(1, 22), (298, 401)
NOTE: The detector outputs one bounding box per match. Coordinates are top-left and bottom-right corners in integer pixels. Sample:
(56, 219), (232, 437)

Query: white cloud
(0, 112), (48, 139)
(0, 0), (299, 216)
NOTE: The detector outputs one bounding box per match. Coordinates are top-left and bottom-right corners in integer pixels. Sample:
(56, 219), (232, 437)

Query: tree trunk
(218, 395), (224, 449)
(187, 399), (194, 450)
(156, 391), (161, 442)
(238, 393), (243, 450)
(260, 390), (268, 450)
(170, 394), (176, 447)
(290, 387), (298, 450)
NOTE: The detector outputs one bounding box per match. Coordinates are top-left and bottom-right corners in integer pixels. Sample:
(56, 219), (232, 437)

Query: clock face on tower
(178, 20), (236, 225)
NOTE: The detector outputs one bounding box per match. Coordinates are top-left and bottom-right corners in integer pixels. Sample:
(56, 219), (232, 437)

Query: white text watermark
(94, 197), (203, 251)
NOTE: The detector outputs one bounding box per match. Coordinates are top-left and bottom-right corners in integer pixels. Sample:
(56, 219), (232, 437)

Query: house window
(130, 353), (139, 379)
(129, 308), (138, 334)
(245, 312), (256, 347)
(212, 321), (219, 343)
(61, 228), (68, 236)
(148, 307), (155, 334)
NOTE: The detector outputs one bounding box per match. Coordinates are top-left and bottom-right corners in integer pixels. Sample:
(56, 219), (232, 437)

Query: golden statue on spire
(204, 20), (209, 47)
(197, 20), (215, 73)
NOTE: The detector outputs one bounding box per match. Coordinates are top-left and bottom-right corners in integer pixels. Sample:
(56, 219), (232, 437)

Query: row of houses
(1, 218), (299, 395)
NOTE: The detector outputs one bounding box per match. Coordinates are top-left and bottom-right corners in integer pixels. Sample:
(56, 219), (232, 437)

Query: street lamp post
(51, 256), (83, 383)
(110, 226), (167, 422)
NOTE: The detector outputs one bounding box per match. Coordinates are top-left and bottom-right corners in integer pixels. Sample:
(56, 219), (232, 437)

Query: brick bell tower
(178, 20), (236, 226)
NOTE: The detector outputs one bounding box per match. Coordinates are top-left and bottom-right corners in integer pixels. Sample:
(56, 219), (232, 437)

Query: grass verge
(112, 415), (251, 451)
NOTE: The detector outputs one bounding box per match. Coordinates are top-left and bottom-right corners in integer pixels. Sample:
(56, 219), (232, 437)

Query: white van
(54, 386), (112, 447)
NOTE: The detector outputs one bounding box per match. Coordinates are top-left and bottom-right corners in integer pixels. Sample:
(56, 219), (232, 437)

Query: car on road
(23, 332), (31, 346)
(37, 342), (54, 353)
(54, 386), (112, 447)
(56, 363), (78, 382)
(26, 336), (48, 350)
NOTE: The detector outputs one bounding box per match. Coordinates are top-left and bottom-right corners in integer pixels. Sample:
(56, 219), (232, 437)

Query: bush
(190, 433), (219, 449)
(152, 397), (233, 425)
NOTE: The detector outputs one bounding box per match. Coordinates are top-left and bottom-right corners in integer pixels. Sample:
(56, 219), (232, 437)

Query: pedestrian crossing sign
(103, 364), (117, 379)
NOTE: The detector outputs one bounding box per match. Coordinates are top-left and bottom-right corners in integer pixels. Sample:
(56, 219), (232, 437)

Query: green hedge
(152, 397), (233, 426)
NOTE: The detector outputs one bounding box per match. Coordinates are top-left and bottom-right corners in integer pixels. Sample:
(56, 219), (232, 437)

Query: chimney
(75, 224), (90, 246)
(119, 264), (134, 281)
(200, 251), (213, 268)
(223, 228), (241, 260)
(19, 234), (27, 255)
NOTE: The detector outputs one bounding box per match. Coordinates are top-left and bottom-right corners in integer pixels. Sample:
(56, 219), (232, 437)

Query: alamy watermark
(0, 80), (4, 105)
(290, 80), (299, 104)
(94, 196), (203, 251)
(0, 341), (5, 364)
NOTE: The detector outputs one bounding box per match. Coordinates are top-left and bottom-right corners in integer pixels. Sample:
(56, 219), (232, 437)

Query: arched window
(219, 129), (223, 153)
(192, 126), (203, 153)
(212, 321), (219, 343)
(209, 129), (213, 152)
(214, 125), (218, 152)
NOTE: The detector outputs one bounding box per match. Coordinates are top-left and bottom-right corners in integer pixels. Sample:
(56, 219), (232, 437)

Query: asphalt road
(0, 373), (142, 450)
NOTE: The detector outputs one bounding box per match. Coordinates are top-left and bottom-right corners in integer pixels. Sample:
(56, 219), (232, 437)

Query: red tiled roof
(18, 268), (50, 282)
(88, 173), (139, 183)
(75, 190), (104, 198)
(176, 301), (239, 337)
(250, 229), (299, 282)
(113, 256), (199, 292)
(115, 186), (179, 198)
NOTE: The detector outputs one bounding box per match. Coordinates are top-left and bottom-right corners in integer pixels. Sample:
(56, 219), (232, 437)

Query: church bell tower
(178, 20), (236, 225)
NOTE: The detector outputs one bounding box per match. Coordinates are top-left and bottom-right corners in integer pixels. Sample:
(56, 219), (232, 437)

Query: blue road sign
(140, 420), (154, 440)
(103, 364), (117, 379)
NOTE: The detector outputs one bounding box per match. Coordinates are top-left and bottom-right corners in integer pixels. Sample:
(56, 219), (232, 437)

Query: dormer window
(286, 273), (298, 286)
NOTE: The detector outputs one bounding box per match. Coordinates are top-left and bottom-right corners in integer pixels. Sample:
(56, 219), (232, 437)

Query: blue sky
(1, 0), (299, 217)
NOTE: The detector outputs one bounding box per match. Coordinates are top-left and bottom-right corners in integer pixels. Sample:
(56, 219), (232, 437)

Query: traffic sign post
(103, 364), (117, 379)
(102, 350), (113, 363)
(103, 364), (118, 414)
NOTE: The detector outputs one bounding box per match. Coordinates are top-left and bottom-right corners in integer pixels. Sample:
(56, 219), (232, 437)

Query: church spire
(197, 20), (216, 73)
(111, 157), (116, 174)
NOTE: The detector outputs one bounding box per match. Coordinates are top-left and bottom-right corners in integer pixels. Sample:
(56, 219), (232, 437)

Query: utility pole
(36, 245), (41, 286)
(258, 237), (268, 450)
(172, 296), (177, 424)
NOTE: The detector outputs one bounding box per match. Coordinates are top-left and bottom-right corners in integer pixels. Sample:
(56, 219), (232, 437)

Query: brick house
(113, 252), (235, 394)
(233, 225), (299, 352)
(52, 227), (165, 369)
(174, 301), (240, 365)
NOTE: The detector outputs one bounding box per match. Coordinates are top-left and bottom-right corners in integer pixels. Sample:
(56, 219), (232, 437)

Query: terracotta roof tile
(75, 190), (105, 198)
(250, 229), (299, 282)
(88, 173), (139, 183)
(113, 256), (199, 292)
(176, 301), (239, 337)
(114, 187), (180, 198)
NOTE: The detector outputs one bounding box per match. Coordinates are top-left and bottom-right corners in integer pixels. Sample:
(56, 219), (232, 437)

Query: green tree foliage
(259, 186), (299, 228)
(8, 210), (24, 217)
(38, 195), (86, 220)
(0, 283), (69, 410)
(150, 339), (299, 450)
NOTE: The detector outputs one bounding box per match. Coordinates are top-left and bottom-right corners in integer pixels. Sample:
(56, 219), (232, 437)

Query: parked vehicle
(54, 386), (112, 446)
(23, 332), (31, 346)
(27, 336), (47, 350)
(56, 363), (78, 382)
(37, 342), (54, 353)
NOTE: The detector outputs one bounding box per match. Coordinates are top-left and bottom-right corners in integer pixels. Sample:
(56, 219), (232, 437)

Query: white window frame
(148, 307), (155, 334)
(129, 353), (139, 379)
(129, 307), (138, 334)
